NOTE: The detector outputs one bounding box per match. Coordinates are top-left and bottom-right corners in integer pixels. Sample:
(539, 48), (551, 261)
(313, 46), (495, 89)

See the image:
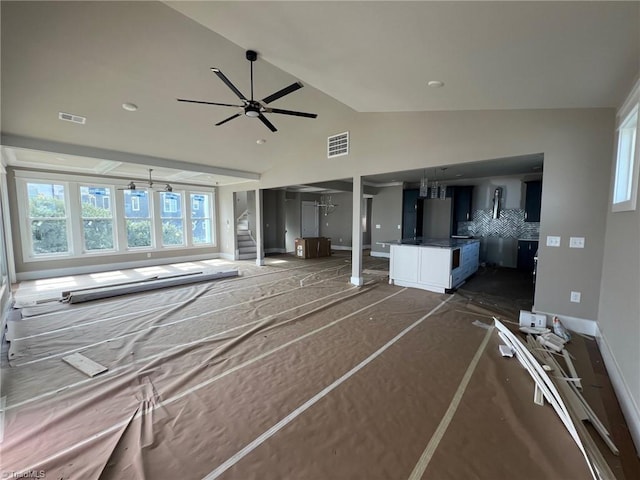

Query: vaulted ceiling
(1, 1), (638, 186)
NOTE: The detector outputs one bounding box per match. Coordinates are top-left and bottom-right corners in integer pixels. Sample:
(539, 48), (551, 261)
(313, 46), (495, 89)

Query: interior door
(301, 201), (319, 237)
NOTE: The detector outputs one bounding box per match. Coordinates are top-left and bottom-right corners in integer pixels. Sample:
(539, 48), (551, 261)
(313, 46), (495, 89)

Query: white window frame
(189, 192), (215, 246)
(80, 185), (116, 254)
(14, 170), (217, 262)
(18, 179), (72, 259)
(124, 189), (154, 250)
(160, 191), (185, 248)
(612, 80), (640, 213)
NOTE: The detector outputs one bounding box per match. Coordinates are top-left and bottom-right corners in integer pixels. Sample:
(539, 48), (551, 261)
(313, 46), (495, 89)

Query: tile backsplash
(457, 208), (540, 239)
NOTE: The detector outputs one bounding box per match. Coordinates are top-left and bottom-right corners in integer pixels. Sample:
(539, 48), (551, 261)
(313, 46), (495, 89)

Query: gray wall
(258, 109), (613, 323)
(597, 84), (640, 448)
(370, 185), (404, 256)
(319, 192), (352, 248)
(262, 189), (286, 252)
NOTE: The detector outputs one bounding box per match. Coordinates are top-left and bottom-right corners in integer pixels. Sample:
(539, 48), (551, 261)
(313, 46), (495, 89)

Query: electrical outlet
(570, 291), (581, 303)
(147, 253), (152, 258)
(546, 236), (561, 247)
(397, 224), (401, 230)
(569, 237), (585, 248)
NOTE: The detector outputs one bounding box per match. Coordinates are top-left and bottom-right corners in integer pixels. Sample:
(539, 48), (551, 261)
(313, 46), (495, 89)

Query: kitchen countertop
(377, 238), (480, 248)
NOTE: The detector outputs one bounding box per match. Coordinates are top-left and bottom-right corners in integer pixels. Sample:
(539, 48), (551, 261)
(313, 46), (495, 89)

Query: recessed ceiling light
(256, 139), (266, 145)
(122, 102), (138, 112)
(427, 80), (444, 88)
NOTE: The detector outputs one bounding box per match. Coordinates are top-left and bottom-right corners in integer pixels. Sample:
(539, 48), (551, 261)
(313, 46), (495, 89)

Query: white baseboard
(16, 252), (221, 281)
(369, 251), (390, 259)
(531, 310), (598, 336)
(596, 325), (640, 455)
(218, 252), (235, 261)
(331, 245), (352, 251)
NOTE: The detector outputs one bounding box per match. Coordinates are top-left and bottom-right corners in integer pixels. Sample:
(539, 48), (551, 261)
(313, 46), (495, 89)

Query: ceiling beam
(1, 134), (261, 181)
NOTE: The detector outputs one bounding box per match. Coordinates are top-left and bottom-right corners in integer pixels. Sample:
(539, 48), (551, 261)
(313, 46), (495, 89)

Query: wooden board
(62, 353), (108, 377)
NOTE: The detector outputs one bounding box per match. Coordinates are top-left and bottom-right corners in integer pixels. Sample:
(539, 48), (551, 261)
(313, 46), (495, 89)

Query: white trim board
(596, 325), (640, 456)
(16, 252), (221, 281)
(532, 310), (598, 336)
(369, 251), (391, 259)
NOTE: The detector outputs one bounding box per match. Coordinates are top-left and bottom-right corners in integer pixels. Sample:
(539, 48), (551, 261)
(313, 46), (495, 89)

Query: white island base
(389, 240), (480, 294)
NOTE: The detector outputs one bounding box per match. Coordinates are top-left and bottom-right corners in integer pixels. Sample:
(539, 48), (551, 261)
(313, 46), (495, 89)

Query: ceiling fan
(178, 50), (317, 132)
(118, 169), (173, 192)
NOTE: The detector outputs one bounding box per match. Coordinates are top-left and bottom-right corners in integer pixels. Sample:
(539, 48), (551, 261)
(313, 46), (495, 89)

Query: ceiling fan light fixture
(245, 109), (260, 118)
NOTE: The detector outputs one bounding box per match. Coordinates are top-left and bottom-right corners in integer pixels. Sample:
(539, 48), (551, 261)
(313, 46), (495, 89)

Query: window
(124, 190), (152, 248)
(160, 192), (184, 246)
(191, 193), (213, 245)
(612, 91), (640, 212)
(15, 171), (217, 262)
(26, 182), (69, 255)
(80, 186), (115, 252)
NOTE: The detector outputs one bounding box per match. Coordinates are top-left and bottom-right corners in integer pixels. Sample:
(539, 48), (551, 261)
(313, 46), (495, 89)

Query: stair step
(237, 253), (256, 260)
(239, 246), (257, 254)
(238, 240), (255, 248)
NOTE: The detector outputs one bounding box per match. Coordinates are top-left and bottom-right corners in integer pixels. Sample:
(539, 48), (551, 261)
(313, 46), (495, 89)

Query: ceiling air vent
(328, 131), (349, 158)
(58, 112), (86, 124)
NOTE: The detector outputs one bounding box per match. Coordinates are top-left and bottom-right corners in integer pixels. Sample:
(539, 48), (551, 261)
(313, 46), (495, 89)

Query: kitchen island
(384, 238), (480, 293)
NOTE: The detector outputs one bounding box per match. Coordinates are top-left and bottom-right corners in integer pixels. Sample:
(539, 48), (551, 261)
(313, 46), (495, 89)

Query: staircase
(236, 211), (257, 260)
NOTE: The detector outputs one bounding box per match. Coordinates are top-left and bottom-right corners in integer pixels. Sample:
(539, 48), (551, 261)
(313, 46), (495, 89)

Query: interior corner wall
(370, 185), (404, 256)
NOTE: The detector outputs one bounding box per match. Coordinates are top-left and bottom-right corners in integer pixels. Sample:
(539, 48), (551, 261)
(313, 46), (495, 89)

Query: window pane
(126, 219), (152, 248)
(27, 183), (68, 254)
(31, 219), (68, 253)
(83, 220), (114, 250)
(28, 183), (66, 218)
(192, 219), (211, 244)
(190, 193), (213, 245)
(124, 190), (150, 218)
(124, 190), (152, 248)
(191, 194), (208, 219)
(160, 192), (184, 246)
(81, 186), (114, 251)
(163, 219), (184, 246)
(613, 108), (638, 205)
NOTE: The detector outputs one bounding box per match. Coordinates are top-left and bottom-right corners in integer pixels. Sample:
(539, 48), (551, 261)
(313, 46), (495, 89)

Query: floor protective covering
(0, 253), (624, 479)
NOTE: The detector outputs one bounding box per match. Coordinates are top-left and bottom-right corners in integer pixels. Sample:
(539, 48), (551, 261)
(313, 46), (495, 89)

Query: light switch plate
(569, 237), (585, 248)
(570, 291), (581, 303)
(375, 224), (381, 229)
(397, 224), (401, 230)
(546, 236), (561, 247)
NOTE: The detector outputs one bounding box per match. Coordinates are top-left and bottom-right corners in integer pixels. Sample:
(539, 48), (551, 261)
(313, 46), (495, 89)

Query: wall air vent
(327, 131), (349, 158)
(58, 112), (86, 124)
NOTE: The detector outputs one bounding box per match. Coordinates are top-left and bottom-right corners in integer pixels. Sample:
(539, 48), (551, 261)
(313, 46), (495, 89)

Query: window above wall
(612, 80), (640, 212)
(15, 170), (217, 262)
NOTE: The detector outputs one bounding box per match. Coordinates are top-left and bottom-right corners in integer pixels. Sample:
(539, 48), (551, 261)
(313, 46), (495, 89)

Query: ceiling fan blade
(215, 113), (242, 126)
(258, 114), (277, 132)
(267, 108), (318, 119)
(177, 98), (244, 108)
(262, 82), (303, 104)
(211, 68), (248, 102)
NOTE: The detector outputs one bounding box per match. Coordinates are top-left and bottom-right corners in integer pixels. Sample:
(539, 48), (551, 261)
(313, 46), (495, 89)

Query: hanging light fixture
(430, 168), (439, 199)
(316, 194), (338, 216)
(439, 167), (448, 199)
(419, 169), (429, 198)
